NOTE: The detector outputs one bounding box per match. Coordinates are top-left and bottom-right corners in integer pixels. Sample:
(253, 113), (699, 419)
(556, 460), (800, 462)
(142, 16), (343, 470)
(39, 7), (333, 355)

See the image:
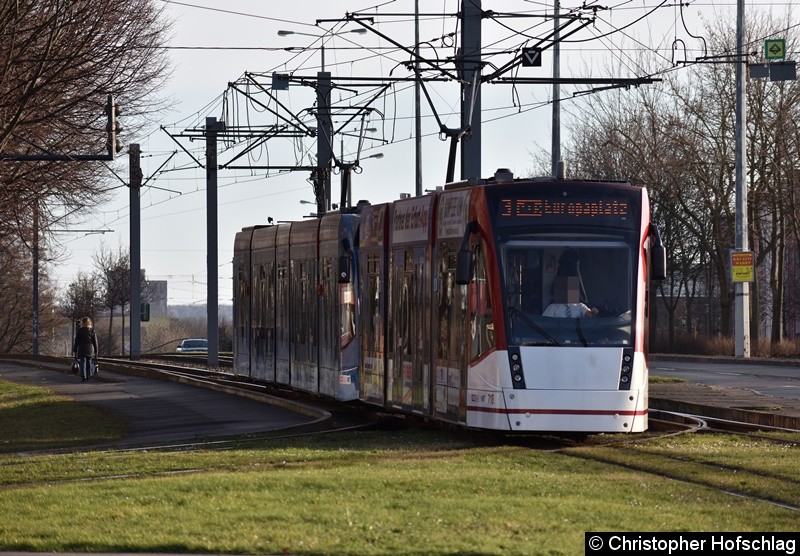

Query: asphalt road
(650, 358), (800, 401)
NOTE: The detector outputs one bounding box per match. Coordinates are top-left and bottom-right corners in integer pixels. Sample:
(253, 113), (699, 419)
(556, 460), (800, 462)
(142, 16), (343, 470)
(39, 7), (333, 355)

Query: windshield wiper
(574, 318), (589, 347)
(508, 306), (560, 346)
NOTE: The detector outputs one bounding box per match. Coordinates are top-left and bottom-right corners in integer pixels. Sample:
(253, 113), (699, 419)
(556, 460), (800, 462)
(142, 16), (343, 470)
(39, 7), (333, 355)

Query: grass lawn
(0, 379), (797, 555)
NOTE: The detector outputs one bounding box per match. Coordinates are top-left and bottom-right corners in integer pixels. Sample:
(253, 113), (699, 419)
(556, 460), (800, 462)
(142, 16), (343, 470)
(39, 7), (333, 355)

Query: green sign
(765, 39), (785, 60)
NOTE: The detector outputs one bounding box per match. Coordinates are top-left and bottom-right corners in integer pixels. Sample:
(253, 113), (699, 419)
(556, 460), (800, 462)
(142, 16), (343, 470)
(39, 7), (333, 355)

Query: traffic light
(140, 302), (150, 322)
(105, 94), (123, 159)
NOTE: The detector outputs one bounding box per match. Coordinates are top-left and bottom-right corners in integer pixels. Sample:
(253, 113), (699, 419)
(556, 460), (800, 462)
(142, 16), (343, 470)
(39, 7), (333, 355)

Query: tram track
(554, 410), (800, 512)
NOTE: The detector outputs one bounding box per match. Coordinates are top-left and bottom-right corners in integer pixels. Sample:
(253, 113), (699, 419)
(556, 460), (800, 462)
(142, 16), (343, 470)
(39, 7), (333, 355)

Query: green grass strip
(0, 378), (128, 452)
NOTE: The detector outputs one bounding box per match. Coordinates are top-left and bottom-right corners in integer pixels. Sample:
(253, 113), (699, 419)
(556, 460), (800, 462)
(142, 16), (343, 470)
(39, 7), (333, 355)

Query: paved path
(0, 358), (322, 448)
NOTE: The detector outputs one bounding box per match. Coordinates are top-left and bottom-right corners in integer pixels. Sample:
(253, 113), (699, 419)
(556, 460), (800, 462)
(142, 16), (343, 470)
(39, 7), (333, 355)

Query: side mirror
(649, 224), (667, 281)
(651, 244), (666, 281)
(338, 255), (351, 284)
(455, 249), (472, 285)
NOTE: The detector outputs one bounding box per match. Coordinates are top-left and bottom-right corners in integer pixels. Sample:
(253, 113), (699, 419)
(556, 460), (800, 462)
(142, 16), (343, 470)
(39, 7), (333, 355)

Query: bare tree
(60, 272), (103, 319)
(60, 270), (103, 340)
(0, 0), (170, 353)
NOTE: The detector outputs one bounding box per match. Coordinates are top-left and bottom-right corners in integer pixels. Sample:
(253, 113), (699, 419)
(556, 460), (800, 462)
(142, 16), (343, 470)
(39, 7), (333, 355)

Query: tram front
(461, 178), (664, 433)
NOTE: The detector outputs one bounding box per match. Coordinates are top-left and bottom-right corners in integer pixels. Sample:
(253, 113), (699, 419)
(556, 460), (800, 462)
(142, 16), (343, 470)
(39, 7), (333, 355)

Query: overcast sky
(51, 0), (785, 305)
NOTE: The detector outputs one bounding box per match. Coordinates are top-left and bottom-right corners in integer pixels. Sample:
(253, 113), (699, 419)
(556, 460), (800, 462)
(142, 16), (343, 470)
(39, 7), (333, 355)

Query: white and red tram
(233, 171), (666, 432)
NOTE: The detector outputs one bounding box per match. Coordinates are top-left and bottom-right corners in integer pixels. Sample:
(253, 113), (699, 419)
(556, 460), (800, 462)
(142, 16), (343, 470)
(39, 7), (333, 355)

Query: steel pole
(552, 0), (561, 177)
(129, 144), (142, 360)
(414, 0), (423, 196)
(734, 0), (750, 357)
(317, 71), (332, 213)
(206, 117), (223, 367)
(460, 0), (481, 181)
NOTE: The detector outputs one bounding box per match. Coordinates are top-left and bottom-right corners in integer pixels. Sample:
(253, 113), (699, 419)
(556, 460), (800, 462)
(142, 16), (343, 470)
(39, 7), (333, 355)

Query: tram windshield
(501, 237), (636, 347)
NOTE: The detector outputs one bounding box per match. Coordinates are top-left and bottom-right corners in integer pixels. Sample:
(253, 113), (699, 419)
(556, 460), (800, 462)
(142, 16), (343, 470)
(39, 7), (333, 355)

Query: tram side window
(292, 261), (304, 345)
(365, 255), (383, 352)
(258, 265), (267, 334)
(237, 268), (247, 335)
(399, 272), (413, 357)
(435, 241), (468, 364)
(340, 282), (355, 348)
(469, 240), (494, 360)
(276, 261), (287, 342)
(321, 257), (336, 351)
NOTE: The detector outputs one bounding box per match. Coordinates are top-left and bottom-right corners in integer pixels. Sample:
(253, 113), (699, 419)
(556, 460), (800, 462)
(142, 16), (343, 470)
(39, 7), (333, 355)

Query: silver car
(176, 338), (208, 353)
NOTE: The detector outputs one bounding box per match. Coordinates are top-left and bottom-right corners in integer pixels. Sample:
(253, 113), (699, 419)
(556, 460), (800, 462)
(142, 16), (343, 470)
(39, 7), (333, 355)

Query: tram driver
(543, 276), (598, 318)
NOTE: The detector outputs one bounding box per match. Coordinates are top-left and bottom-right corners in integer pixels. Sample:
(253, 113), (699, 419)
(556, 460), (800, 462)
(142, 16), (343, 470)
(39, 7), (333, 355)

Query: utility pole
(414, 0), (423, 196)
(460, 0), (481, 180)
(551, 0), (561, 177)
(129, 144), (142, 360)
(206, 117), (224, 367)
(317, 71), (333, 213)
(734, 0), (750, 357)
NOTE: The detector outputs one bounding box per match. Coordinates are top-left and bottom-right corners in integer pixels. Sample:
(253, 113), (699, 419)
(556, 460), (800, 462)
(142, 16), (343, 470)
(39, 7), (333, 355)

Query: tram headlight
(618, 348), (634, 390)
(507, 348), (526, 389)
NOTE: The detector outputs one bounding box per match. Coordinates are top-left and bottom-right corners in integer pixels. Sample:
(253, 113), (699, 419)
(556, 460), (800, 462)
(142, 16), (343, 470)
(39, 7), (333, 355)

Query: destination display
(499, 197), (631, 218)
(493, 193), (637, 229)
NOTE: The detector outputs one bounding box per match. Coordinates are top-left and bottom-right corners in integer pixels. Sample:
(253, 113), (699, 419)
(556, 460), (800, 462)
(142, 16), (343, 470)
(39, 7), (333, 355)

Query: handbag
(71, 359), (79, 374)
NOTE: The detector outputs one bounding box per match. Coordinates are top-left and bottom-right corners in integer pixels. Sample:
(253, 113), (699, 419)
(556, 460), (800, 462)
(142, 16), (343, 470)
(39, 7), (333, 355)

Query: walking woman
(72, 317), (99, 382)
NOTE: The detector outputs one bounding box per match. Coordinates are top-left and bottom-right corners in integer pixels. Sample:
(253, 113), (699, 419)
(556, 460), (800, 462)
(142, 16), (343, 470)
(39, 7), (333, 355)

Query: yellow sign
(765, 39), (785, 60)
(731, 251), (754, 282)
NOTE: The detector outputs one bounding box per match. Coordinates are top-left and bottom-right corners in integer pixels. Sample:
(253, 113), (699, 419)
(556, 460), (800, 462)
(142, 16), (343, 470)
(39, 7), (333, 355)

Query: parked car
(176, 338), (208, 353)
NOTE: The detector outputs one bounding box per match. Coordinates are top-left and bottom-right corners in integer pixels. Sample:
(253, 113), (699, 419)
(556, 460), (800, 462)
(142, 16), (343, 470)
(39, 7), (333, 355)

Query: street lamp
(276, 28), (367, 72)
(339, 152), (384, 210)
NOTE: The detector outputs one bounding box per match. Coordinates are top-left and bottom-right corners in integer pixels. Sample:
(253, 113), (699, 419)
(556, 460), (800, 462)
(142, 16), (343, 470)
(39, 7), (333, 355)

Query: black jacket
(73, 326), (98, 358)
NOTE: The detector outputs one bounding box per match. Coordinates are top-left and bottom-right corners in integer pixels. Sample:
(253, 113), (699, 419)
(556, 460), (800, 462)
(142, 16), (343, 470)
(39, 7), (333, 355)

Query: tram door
(432, 190), (471, 424)
(275, 224), (291, 385)
(289, 219), (320, 394)
(318, 215), (338, 398)
(318, 213), (359, 400)
(318, 241), (338, 398)
(251, 226), (276, 382)
(232, 228), (255, 376)
(359, 204), (388, 406)
(388, 196), (434, 414)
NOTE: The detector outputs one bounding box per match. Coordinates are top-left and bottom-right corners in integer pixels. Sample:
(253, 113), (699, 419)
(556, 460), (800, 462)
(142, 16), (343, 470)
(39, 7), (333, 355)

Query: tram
(233, 169), (666, 432)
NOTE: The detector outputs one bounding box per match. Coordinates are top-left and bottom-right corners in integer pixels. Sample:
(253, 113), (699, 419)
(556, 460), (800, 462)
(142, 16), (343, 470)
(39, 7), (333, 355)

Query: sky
(49, 0), (788, 306)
